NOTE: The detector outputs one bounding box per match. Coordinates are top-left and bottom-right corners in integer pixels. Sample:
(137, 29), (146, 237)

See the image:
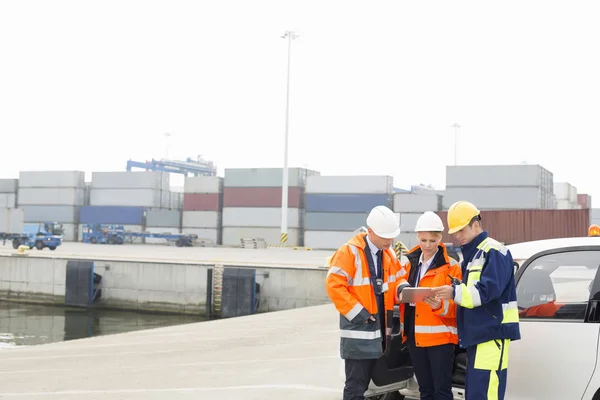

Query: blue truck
(81, 224), (197, 247)
(1, 222), (64, 251)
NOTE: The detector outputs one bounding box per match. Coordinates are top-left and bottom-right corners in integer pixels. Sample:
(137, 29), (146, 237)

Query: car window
(516, 250), (600, 321)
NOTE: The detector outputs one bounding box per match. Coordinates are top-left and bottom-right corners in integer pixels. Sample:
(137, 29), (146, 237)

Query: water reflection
(0, 301), (205, 348)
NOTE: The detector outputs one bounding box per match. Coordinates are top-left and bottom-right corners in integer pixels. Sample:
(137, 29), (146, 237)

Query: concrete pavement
(0, 304), (345, 399)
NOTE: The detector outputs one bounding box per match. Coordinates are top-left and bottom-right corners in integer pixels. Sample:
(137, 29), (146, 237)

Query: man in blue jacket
(432, 201), (520, 400)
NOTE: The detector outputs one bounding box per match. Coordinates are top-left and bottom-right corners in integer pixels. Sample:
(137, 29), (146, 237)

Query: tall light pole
(280, 30), (298, 245)
(450, 123), (461, 165)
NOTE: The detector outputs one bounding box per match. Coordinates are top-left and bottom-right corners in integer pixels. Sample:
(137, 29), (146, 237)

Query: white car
(358, 236), (600, 400)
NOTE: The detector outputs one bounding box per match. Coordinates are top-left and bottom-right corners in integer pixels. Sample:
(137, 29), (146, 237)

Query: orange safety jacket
(325, 233), (403, 359)
(397, 243), (462, 347)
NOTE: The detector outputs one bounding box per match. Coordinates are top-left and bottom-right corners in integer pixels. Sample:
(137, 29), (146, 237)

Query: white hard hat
(366, 206), (401, 239)
(415, 211), (444, 232)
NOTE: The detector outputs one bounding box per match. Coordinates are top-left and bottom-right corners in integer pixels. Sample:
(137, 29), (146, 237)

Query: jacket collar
(405, 242), (451, 270)
(460, 231), (489, 266)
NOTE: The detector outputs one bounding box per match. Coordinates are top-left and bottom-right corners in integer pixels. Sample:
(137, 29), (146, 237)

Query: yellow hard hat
(589, 224), (600, 237)
(447, 201), (480, 234)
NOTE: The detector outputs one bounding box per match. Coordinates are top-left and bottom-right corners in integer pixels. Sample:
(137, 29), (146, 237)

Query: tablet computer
(400, 287), (435, 303)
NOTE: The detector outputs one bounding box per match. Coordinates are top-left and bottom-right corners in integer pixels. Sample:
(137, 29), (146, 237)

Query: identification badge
(374, 278), (384, 295)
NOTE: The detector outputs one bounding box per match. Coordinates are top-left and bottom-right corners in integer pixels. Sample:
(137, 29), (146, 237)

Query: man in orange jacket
(325, 205), (403, 400)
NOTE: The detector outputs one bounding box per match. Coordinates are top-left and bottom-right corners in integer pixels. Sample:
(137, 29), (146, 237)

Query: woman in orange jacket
(397, 211), (462, 400)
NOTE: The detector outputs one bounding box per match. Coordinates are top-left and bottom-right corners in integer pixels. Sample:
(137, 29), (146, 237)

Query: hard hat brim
(373, 227), (401, 239)
(447, 223), (468, 235)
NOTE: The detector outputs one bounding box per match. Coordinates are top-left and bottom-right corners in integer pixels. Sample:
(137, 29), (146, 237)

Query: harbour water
(0, 301), (205, 349)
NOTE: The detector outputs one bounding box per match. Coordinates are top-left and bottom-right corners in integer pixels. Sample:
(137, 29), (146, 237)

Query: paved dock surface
(0, 304), (345, 399)
(0, 242), (334, 269)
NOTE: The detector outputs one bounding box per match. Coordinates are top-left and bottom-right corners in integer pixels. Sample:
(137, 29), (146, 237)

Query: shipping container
(592, 209), (600, 221)
(222, 227), (300, 246)
(0, 193), (16, 208)
(91, 171), (169, 190)
(144, 226), (181, 244)
(18, 188), (85, 206)
(146, 209), (181, 228)
(223, 187), (303, 208)
(184, 176), (223, 194)
(78, 224), (143, 241)
(22, 206), (79, 223)
(436, 209), (590, 245)
(441, 187), (543, 210)
(306, 175), (393, 194)
(0, 179), (18, 193)
(304, 230), (355, 250)
(555, 200), (578, 210)
(393, 193), (442, 213)
(61, 223), (78, 242)
(90, 189), (161, 207)
(19, 171), (85, 188)
(222, 207), (301, 228)
(0, 208), (24, 233)
(304, 212), (368, 231)
(79, 206), (145, 225)
(397, 232), (418, 249)
(224, 167), (319, 188)
(170, 192), (183, 210)
(181, 227), (220, 244)
(305, 194), (392, 213)
(445, 165), (549, 188)
(399, 213), (421, 232)
(554, 182), (577, 203)
(578, 194), (592, 209)
(182, 211), (221, 228)
(183, 193), (222, 212)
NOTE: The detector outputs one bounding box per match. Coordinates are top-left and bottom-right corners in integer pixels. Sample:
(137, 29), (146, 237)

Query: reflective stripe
(345, 302), (364, 321)
(414, 324), (458, 335)
(397, 268), (407, 277)
(467, 254), (486, 271)
(388, 275), (396, 283)
(455, 283), (482, 308)
(502, 301), (519, 323)
(328, 266), (351, 280)
(382, 282), (389, 292)
(348, 277), (371, 287)
(340, 329), (382, 340)
(478, 237), (508, 256)
(348, 244), (364, 282)
(386, 327), (393, 335)
(439, 299), (450, 316)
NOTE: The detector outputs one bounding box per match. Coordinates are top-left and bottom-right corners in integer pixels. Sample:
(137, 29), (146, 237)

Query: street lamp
(450, 123), (460, 165)
(280, 30), (298, 245)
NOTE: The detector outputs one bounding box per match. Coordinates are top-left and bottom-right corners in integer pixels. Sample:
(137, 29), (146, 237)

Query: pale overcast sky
(1, 1), (598, 203)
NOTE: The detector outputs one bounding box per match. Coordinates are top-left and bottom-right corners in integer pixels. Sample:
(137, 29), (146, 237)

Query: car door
(507, 246), (600, 399)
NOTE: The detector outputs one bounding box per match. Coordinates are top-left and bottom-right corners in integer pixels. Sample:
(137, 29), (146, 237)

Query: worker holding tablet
(396, 211), (462, 400)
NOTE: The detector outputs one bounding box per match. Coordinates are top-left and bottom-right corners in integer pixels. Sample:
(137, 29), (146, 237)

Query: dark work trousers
(407, 342), (455, 400)
(343, 358), (378, 400)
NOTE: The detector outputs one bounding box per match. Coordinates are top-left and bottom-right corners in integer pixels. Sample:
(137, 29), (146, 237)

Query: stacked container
(89, 171), (169, 208)
(181, 176), (223, 244)
(393, 191), (443, 249)
(304, 175), (394, 250)
(78, 206), (146, 240)
(144, 209), (182, 244)
(18, 171), (85, 241)
(444, 165), (555, 210)
(578, 194), (592, 209)
(0, 179), (17, 209)
(221, 168), (319, 246)
(554, 182), (580, 209)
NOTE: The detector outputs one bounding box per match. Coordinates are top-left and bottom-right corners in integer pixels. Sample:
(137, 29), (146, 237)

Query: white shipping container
(222, 227), (300, 246)
(144, 227), (180, 244)
(77, 224), (143, 241)
(397, 232), (418, 249)
(0, 179), (18, 193)
(445, 165), (546, 187)
(592, 209), (600, 220)
(184, 176), (223, 194)
(400, 213), (421, 232)
(170, 192), (183, 209)
(0, 208), (24, 233)
(306, 175), (393, 194)
(555, 200), (577, 210)
(442, 187), (542, 210)
(222, 207), (301, 228)
(22, 205), (78, 223)
(90, 171), (169, 190)
(181, 228), (220, 243)
(553, 182), (574, 201)
(0, 193), (16, 208)
(18, 188), (85, 206)
(568, 185), (577, 203)
(304, 230), (354, 250)
(90, 189), (161, 207)
(393, 193), (442, 213)
(224, 167), (319, 188)
(19, 171), (85, 188)
(182, 211), (220, 228)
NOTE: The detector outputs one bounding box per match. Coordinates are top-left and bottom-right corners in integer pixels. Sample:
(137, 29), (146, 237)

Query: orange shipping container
(436, 209), (590, 245)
